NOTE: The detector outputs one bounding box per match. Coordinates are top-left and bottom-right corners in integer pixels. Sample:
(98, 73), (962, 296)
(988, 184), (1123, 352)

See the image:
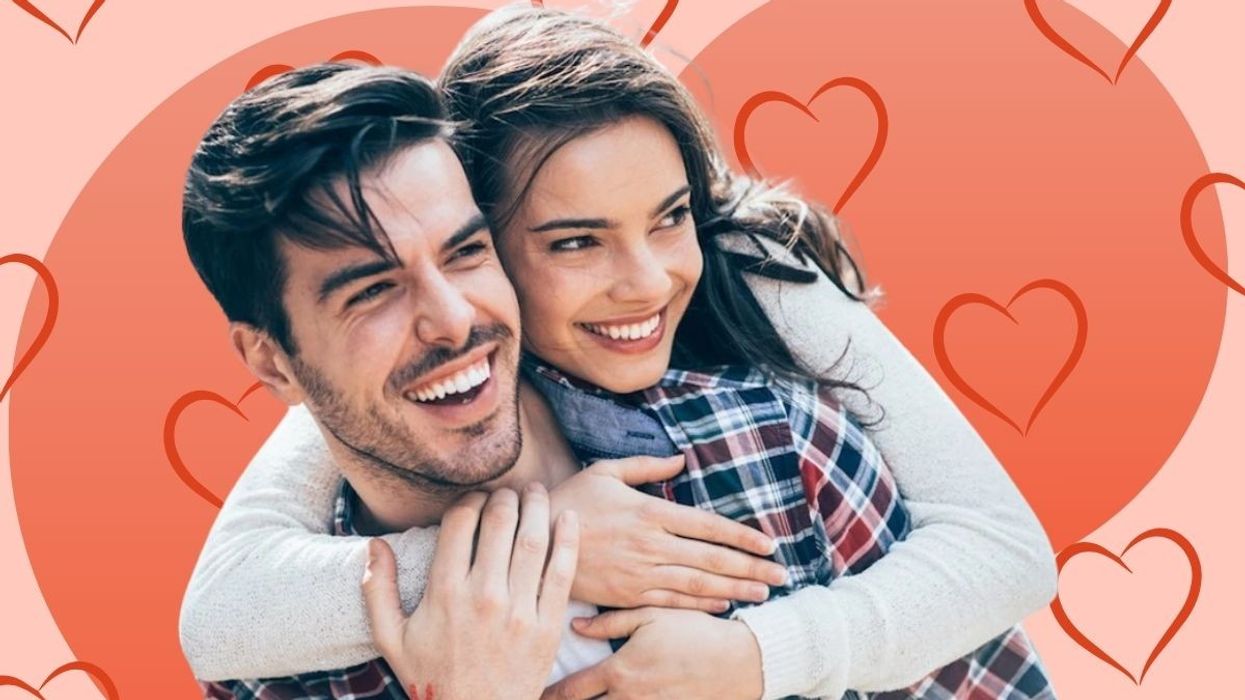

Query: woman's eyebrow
(529, 216), (613, 233)
(528, 184), (692, 233)
(649, 184), (691, 218)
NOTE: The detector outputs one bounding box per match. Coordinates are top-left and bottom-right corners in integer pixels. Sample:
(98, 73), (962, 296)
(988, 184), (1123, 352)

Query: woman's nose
(608, 243), (674, 304)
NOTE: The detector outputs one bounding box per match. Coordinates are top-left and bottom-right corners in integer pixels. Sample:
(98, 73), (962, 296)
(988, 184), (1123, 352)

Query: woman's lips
(576, 308), (666, 354)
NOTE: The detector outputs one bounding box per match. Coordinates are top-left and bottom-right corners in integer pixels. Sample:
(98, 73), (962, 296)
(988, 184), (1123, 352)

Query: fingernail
(571, 617), (589, 629)
(716, 600), (731, 612)
(362, 540), (377, 584)
(749, 584), (770, 600)
(769, 567), (790, 586)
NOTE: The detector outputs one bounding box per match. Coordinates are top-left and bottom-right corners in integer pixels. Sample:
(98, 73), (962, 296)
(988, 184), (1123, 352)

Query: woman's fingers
(509, 482), (552, 608)
(636, 588), (730, 613)
(361, 539), (405, 658)
(431, 491), (489, 585)
(656, 499), (777, 557)
(656, 526), (788, 587)
(652, 564), (773, 604)
(538, 510), (580, 621)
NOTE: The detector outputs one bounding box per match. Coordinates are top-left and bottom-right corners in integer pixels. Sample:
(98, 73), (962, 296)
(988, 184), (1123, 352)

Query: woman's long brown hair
(441, 6), (873, 397)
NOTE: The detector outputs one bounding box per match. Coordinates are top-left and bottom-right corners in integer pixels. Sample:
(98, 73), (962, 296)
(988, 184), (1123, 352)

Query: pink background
(1, 0), (1240, 697)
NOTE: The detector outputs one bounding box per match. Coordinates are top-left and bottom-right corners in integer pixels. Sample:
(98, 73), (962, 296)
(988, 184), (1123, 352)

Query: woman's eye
(657, 204), (692, 229)
(346, 281), (394, 307)
(550, 236), (597, 252)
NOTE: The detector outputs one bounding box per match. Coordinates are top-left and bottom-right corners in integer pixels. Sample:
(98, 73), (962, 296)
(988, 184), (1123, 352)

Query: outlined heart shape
(1, 254), (59, 403)
(163, 381), (265, 508)
(10, 0), (106, 44)
(246, 49), (384, 90)
(1182, 172), (1245, 296)
(932, 279), (1087, 436)
(734, 77), (888, 214)
(1050, 528), (1201, 684)
(0, 661), (119, 699)
(1024, 0), (1171, 84)
(530, 0), (678, 48)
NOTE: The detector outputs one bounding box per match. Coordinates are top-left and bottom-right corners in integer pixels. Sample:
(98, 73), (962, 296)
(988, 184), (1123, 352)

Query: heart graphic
(1, 254), (59, 404)
(1182, 172), (1245, 296)
(163, 381), (266, 508)
(932, 279), (1087, 436)
(246, 49), (384, 90)
(0, 661), (119, 699)
(10, 0), (105, 44)
(733, 77), (888, 214)
(1024, 0), (1170, 84)
(530, 0), (678, 48)
(1051, 528), (1201, 683)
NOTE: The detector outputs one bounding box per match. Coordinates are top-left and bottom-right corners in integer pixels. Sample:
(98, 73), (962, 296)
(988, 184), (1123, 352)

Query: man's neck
(338, 379), (579, 535)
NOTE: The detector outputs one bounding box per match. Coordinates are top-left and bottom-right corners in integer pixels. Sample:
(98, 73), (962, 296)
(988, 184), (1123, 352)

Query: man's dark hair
(182, 63), (450, 354)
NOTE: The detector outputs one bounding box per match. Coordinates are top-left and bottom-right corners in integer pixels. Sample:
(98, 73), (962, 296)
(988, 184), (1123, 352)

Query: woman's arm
(726, 233), (1058, 698)
(180, 406), (784, 681)
(179, 404), (438, 681)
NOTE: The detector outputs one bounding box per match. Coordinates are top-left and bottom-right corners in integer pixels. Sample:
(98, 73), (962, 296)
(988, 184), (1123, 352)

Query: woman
(181, 7), (1057, 699)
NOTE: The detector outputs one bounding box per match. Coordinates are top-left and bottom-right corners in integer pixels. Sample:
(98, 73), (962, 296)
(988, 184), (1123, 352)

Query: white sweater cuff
(733, 590), (849, 700)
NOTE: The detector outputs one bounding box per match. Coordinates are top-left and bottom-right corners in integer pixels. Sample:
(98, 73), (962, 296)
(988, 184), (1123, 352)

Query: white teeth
(406, 357), (491, 403)
(582, 313), (661, 341)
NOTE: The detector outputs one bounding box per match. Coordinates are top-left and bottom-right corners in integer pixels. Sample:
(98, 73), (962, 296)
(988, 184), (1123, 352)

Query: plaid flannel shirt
(200, 361), (1053, 699)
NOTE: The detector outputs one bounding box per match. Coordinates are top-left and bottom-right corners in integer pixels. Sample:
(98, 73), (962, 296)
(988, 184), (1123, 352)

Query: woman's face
(498, 115), (703, 392)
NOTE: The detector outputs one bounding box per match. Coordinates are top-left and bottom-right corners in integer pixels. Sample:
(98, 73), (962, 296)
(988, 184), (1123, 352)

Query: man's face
(278, 140), (524, 490)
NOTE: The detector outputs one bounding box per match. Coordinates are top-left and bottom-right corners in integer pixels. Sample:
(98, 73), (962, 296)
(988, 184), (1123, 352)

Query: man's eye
(346, 281), (394, 307)
(550, 236), (597, 252)
(657, 205), (692, 229)
(450, 242), (488, 262)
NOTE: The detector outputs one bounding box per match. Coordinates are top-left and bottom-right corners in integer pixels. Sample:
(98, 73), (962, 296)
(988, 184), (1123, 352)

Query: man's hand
(363, 484), (579, 700)
(542, 607), (765, 700)
(550, 455), (788, 612)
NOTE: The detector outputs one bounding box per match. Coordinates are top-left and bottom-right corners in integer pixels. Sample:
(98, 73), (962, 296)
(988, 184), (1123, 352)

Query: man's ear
(230, 323), (305, 406)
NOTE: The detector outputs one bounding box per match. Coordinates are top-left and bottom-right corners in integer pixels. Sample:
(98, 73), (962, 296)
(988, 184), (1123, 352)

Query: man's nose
(608, 243), (674, 304)
(413, 273), (474, 348)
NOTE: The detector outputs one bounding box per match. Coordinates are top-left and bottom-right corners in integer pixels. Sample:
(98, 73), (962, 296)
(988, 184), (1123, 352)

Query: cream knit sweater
(179, 236), (1057, 699)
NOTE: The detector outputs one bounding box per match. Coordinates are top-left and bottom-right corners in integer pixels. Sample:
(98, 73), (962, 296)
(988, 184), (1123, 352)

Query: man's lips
(400, 345), (496, 401)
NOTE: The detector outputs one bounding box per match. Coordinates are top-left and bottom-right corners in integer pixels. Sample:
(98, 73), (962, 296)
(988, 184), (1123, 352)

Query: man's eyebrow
(317, 259), (398, 304)
(650, 185), (691, 218)
(440, 213), (489, 254)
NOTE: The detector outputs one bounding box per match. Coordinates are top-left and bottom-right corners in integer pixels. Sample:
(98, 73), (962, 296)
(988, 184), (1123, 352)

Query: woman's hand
(542, 607), (765, 700)
(550, 455), (788, 612)
(363, 484), (579, 700)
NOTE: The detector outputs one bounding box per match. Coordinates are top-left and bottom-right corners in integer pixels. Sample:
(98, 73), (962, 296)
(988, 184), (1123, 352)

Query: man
(182, 63), (785, 699)
(181, 62), (1052, 700)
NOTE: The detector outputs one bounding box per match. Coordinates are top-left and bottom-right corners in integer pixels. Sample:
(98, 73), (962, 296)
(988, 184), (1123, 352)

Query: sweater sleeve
(725, 234), (1058, 699)
(178, 404), (439, 681)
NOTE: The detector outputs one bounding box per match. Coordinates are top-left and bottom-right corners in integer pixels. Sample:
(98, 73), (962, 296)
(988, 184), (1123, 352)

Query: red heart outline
(1024, 0), (1171, 84)
(932, 279), (1087, 436)
(245, 50), (384, 90)
(1, 254), (59, 403)
(0, 660), (119, 699)
(733, 77), (888, 214)
(163, 381), (265, 509)
(10, 0), (106, 44)
(1050, 528), (1201, 684)
(529, 0), (678, 48)
(1181, 172), (1245, 296)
